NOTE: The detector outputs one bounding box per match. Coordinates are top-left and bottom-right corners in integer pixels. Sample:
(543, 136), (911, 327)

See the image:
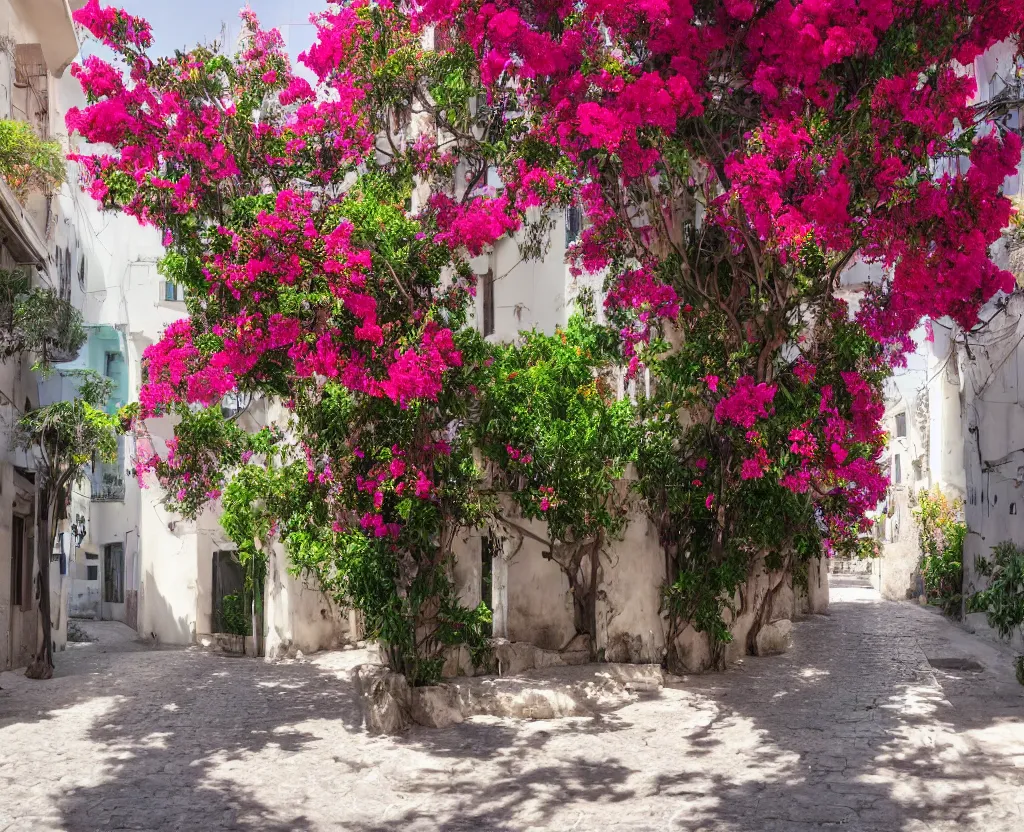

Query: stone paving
(1, 579), (1022, 832)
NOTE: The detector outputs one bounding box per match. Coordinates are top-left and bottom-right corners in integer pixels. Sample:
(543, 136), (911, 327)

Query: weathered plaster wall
(596, 516), (667, 664)
(504, 518), (576, 651)
(944, 39), (1024, 649)
(958, 293), (1024, 649)
(452, 510), (817, 675)
(878, 488), (924, 602)
(453, 512), (669, 660)
(136, 474), (203, 644)
(0, 413), (41, 670)
(264, 541), (352, 658)
(467, 210), (606, 345)
(0, 2), (83, 670)
(451, 528), (483, 610)
(802, 556), (830, 614)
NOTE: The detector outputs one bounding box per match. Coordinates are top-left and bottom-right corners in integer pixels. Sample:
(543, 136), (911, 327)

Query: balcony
(92, 471), (126, 503)
(10, 0), (80, 78)
(91, 435), (126, 502)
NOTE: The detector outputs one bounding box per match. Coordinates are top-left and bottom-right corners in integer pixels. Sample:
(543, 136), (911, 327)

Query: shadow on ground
(2, 577), (1021, 831)
(345, 580), (1023, 831)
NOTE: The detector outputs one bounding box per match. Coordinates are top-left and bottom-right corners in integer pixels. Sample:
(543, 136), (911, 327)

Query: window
(86, 565), (99, 581)
(104, 543), (125, 603)
(85, 552), (98, 560)
(163, 282), (182, 302)
(10, 515), (24, 607)
(482, 270), (495, 337)
(895, 413), (907, 438)
(893, 454), (902, 485)
(78, 256), (86, 291)
(565, 206), (582, 247)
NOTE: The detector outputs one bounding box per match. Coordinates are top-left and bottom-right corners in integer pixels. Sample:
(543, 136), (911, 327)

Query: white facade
(0, 0), (92, 671)
(468, 211), (599, 343)
(873, 39), (1024, 650)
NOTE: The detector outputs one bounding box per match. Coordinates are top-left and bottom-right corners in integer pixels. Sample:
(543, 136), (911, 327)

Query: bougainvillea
(405, 0), (1024, 665)
(68, 0), (507, 683)
(69, 0), (1024, 674)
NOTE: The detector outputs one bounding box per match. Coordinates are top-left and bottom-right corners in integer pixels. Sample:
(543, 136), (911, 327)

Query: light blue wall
(48, 326), (129, 502)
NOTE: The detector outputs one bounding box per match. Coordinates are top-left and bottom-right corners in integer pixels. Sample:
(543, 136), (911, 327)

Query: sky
(83, 1), (332, 60)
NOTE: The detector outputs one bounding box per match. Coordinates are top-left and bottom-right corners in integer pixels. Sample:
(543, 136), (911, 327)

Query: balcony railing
(92, 473), (125, 503)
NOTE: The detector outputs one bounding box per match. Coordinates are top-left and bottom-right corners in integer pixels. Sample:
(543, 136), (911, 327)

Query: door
(7, 515), (29, 669)
(102, 542), (124, 621)
(212, 551), (246, 634)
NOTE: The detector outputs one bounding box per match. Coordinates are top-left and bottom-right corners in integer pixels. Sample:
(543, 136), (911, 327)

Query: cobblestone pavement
(1, 580), (1022, 832)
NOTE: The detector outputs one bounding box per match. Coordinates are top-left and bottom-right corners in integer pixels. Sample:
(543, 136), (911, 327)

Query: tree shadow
(346, 580), (1023, 831)
(4, 578), (1022, 831)
(649, 583), (1024, 831)
(5, 638), (365, 830)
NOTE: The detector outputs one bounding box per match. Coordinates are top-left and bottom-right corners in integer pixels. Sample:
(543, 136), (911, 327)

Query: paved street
(1, 579), (1022, 832)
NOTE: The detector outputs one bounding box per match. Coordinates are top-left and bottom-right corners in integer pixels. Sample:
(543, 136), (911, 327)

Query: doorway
(102, 542), (124, 620)
(212, 551), (247, 635)
(7, 515), (29, 669)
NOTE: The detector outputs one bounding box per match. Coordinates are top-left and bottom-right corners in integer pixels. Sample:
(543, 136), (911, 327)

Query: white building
(0, 0), (91, 671)
(872, 39), (1024, 656)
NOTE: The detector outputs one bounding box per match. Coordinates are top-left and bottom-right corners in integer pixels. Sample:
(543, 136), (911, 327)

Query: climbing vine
(636, 300), (891, 665)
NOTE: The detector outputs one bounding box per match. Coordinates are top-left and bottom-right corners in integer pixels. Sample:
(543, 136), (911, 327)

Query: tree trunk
(585, 533), (602, 659)
(555, 537), (603, 659)
(25, 491), (58, 680)
(746, 557), (792, 656)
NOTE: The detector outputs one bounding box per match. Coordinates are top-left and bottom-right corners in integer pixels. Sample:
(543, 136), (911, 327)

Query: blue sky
(86, 1), (332, 59)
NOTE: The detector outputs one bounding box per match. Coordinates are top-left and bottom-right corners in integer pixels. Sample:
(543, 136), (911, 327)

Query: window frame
(482, 269), (495, 337)
(894, 412), (907, 438)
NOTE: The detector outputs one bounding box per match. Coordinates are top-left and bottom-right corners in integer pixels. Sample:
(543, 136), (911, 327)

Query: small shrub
(913, 487), (965, 618)
(218, 593), (250, 636)
(968, 541), (1024, 685)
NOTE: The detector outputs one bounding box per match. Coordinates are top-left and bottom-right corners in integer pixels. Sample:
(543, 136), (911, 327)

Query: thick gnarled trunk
(25, 490), (59, 680)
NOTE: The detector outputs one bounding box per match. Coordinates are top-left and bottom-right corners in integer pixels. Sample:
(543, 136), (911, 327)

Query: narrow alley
(1, 578), (1021, 832)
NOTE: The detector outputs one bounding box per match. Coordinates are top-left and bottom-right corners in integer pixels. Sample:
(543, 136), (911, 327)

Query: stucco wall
(451, 511), (819, 674)
(451, 528), (483, 610)
(504, 518), (576, 651)
(958, 293), (1024, 648)
(878, 487), (924, 601)
(137, 486), (202, 645)
(264, 541), (352, 658)
(596, 516), (667, 664)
